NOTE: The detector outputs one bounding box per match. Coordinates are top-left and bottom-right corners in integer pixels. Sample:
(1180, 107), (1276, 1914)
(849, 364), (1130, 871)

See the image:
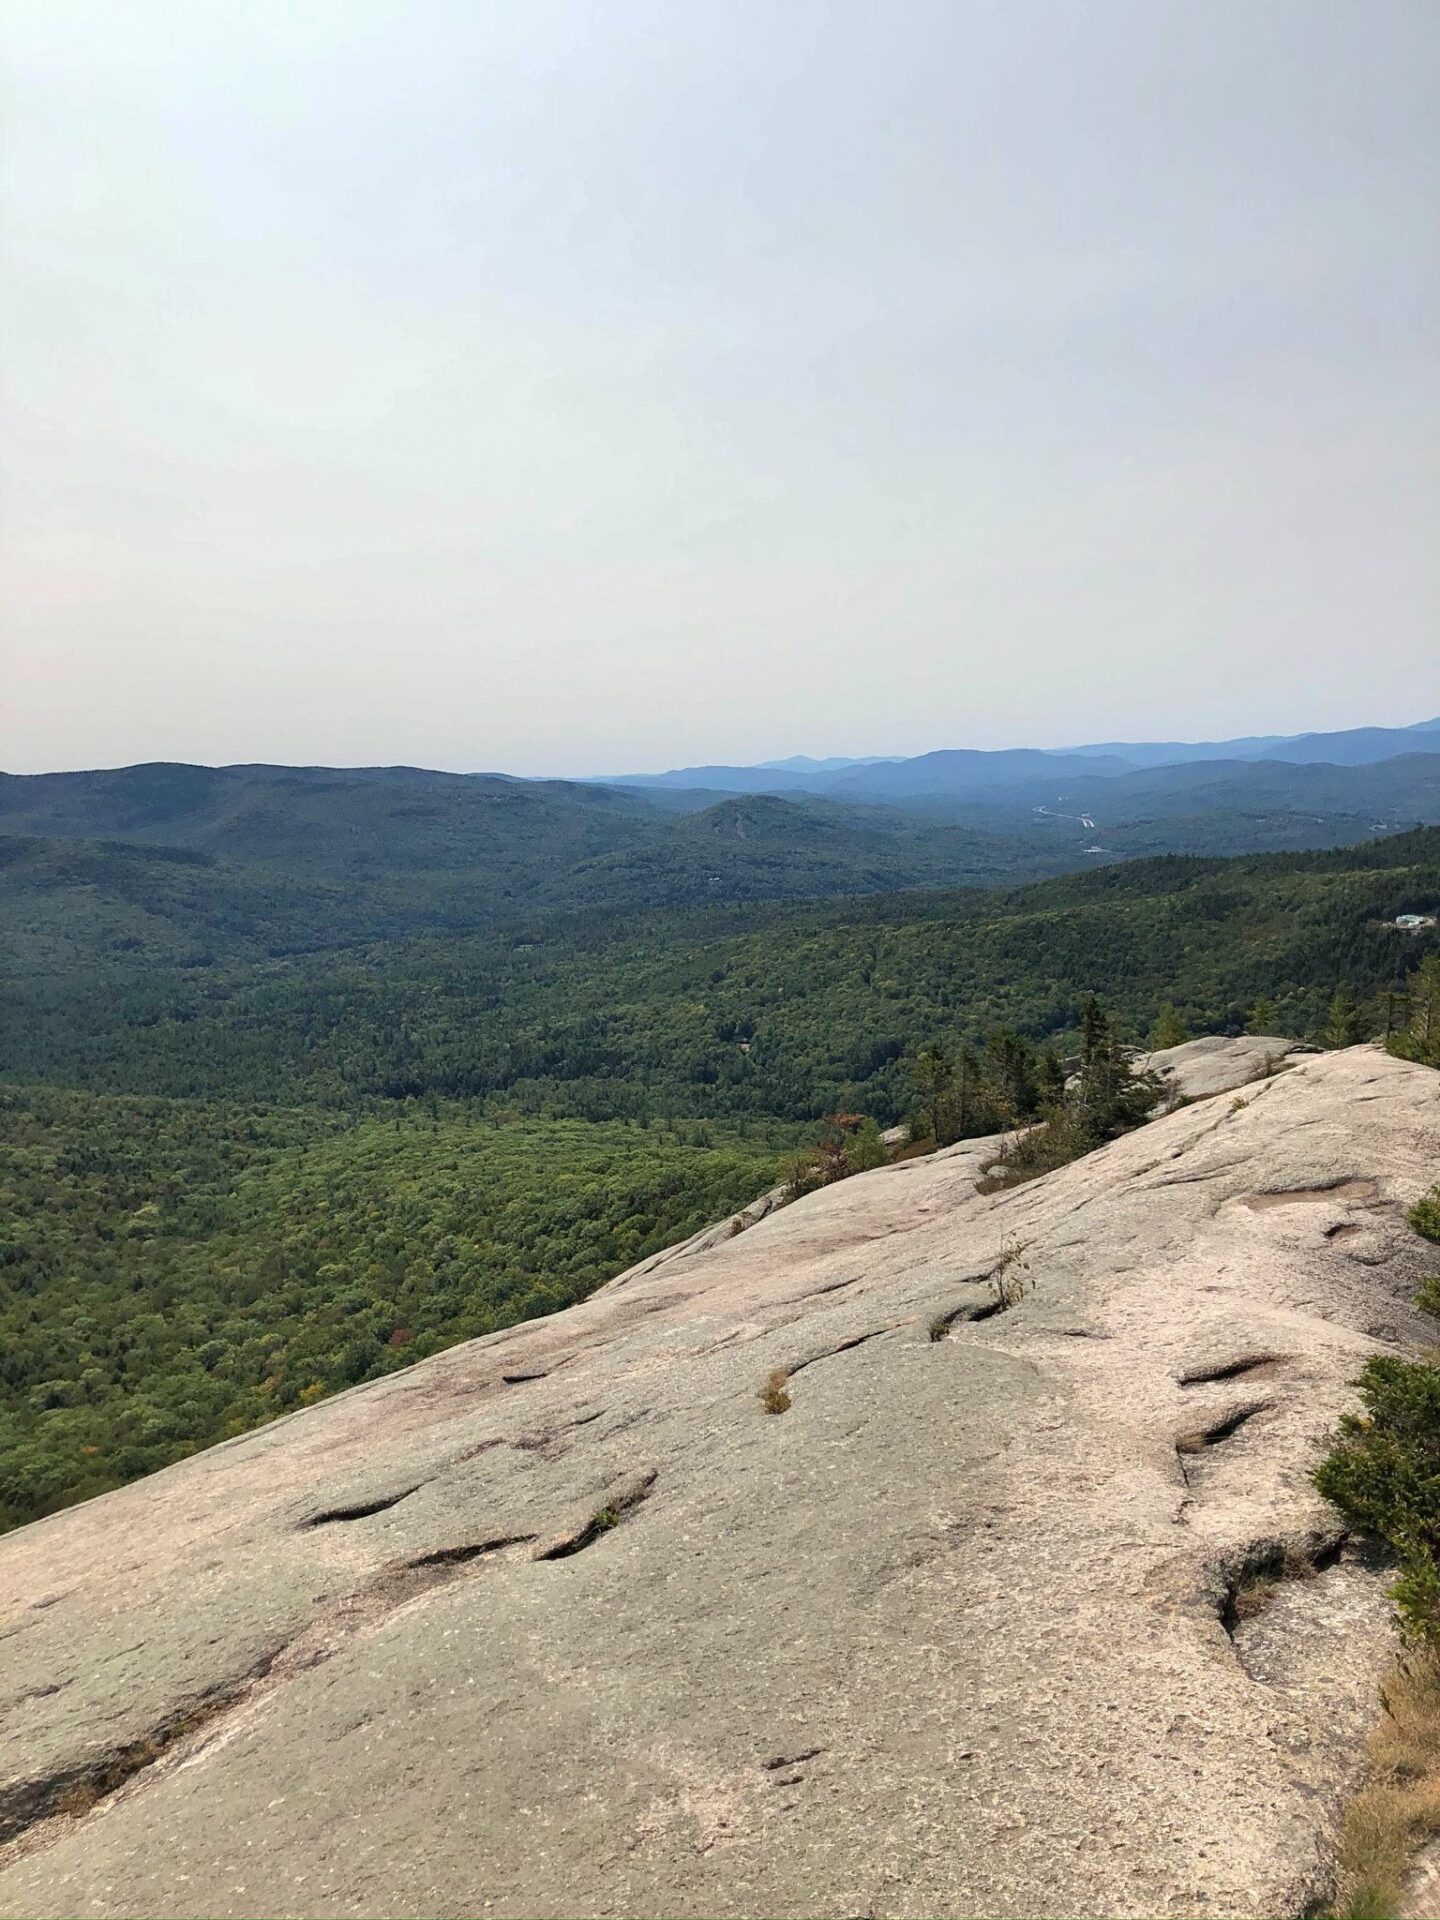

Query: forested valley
(3, 764), (1438, 1532)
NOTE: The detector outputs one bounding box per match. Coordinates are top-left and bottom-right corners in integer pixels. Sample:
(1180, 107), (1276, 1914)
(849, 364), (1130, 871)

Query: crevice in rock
(0, 1660), (280, 1848)
(301, 1485), (422, 1528)
(1143, 1160), (1249, 1192)
(787, 1324), (902, 1376)
(1241, 1177), (1380, 1212)
(1, 1680), (69, 1713)
(802, 1274), (867, 1300)
(1213, 1530), (1348, 1640)
(514, 1406), (607, 1459)
(928, 1299), (999, 1338)
(1179, 1354), (1285, 1387)
(1176, 1400), (1272, 1457)
(933, 1297), (1014, 1338)
(762, 1746), (823, 1771)
(0, 1527), (546, 1857)
(408, 1534), (537, 1568)
(929, 1270), (1026, 1337)
(929, 1303), (968, 1339)
(534, 1470), (658, 1561)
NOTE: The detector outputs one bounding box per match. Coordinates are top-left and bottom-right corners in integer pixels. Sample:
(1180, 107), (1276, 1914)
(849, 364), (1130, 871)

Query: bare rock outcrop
(1139, 1032), (1319, 1103)
(2, 1042), (1438, 1918)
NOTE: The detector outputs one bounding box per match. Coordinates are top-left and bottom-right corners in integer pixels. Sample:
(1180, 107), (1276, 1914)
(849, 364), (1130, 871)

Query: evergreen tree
(983, 1027), (1038, 1124)
(1316, 1353), (1440, 1647)
(1389, 955), (1440, 1067)
(1036, 1047), (1066, 1111)
(843, 1118), (888, 1175)
(1323, 986), (1366, 1049)
(1074, 997), (1163, 1142)
(911, 1045), (955, 1145)
(1149, 1004), (1190, 1050)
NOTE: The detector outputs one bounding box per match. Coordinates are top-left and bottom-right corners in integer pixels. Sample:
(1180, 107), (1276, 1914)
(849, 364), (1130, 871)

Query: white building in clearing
(1394, 913), (1438, 931)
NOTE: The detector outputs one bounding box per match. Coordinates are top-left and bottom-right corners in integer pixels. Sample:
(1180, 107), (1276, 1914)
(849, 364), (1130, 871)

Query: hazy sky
(4, 1), (1438, 775)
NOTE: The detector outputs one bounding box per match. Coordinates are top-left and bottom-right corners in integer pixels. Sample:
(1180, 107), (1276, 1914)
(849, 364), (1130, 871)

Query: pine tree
(983, 1026), (1037, 1123)
(911, 1045), (954, 1146)
(1149, 1004), (1190, 1050)
(1074, 997), (1162, 1141)
(1390, 955), (1440, 1067)
(1036, 1047), (1066, 1110)
(1323, 986), (1366, 1049)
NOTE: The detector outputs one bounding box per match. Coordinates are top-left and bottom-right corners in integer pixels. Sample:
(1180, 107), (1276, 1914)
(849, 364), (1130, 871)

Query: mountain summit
(2, 1041), (1436, 1917)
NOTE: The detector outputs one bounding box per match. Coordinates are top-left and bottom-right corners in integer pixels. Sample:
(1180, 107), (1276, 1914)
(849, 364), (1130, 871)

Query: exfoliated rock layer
(2, 1041), (1438, 1919)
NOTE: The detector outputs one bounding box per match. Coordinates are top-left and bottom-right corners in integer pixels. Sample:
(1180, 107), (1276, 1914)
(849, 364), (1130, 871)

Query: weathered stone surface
(1139, 1032), (1319, 1103)
(2, 1042), (1438, 1919)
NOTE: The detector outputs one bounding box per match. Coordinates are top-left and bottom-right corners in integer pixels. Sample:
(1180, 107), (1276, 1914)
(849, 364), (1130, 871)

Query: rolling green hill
(6, 828), (1437, 1116)
(0, 764), (656, 879)
(0, 1087), (785, 1531)
(606, 718), (1440, 801)
(0, 765), (1091, 968)
(4, 759), (1438, 1539)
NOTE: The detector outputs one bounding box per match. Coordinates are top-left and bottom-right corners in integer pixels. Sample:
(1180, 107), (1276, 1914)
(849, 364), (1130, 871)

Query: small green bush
(1412, 1189), (1440, 1245)
(1149, 1003), (1190, 1049)
(780, 1150), (826, 1202)
(760, 1369), (792, 1415)
(1316, 1355), (1440, 1646)
(1392, 1556), (1440, 1651)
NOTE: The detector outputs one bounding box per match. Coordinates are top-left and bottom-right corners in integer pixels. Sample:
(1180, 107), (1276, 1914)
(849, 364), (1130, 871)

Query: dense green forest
(0, 1087), (784, 1530)
(0, 764), (1092, 969)
(7, 830), (1438, 1120)
(2, 767), (1438, 1535)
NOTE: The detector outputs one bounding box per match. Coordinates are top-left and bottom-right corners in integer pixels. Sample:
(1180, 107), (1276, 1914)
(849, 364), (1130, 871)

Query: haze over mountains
(3, 718), (1438, 973)
(6, 0), (1438, 1902)
(580, 716), (1440, 858)
(5, 682), (1440, 1920)
(603, 716), (1440, 797)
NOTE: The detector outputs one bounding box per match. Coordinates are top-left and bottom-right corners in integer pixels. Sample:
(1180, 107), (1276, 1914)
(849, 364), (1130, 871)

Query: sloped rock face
(1139, 1032), (1321, 1102)
(2, 1044), (1438, 1919)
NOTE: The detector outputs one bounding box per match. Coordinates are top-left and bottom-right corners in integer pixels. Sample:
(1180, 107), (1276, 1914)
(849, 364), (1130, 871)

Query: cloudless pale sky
(3, 1), (1438, 775)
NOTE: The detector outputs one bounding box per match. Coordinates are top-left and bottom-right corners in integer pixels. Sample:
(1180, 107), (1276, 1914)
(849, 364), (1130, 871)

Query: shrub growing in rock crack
(760, 1369), (792, 1415)
(1316, 1355), (1440, 1648)
(1410, 1187), (1440, 1245)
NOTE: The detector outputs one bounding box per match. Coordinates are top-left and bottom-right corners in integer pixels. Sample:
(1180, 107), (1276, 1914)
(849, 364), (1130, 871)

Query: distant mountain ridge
(601, 718), (1440, 797)
(6, 731), (1440, 955)
(0, 763), (1100, 979)
(753, 754), (903, 773)
(583, 720), (1440, 855)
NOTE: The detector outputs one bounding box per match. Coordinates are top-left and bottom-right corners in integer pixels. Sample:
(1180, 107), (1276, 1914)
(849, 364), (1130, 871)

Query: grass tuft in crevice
(760, 1369), (792, 1415)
